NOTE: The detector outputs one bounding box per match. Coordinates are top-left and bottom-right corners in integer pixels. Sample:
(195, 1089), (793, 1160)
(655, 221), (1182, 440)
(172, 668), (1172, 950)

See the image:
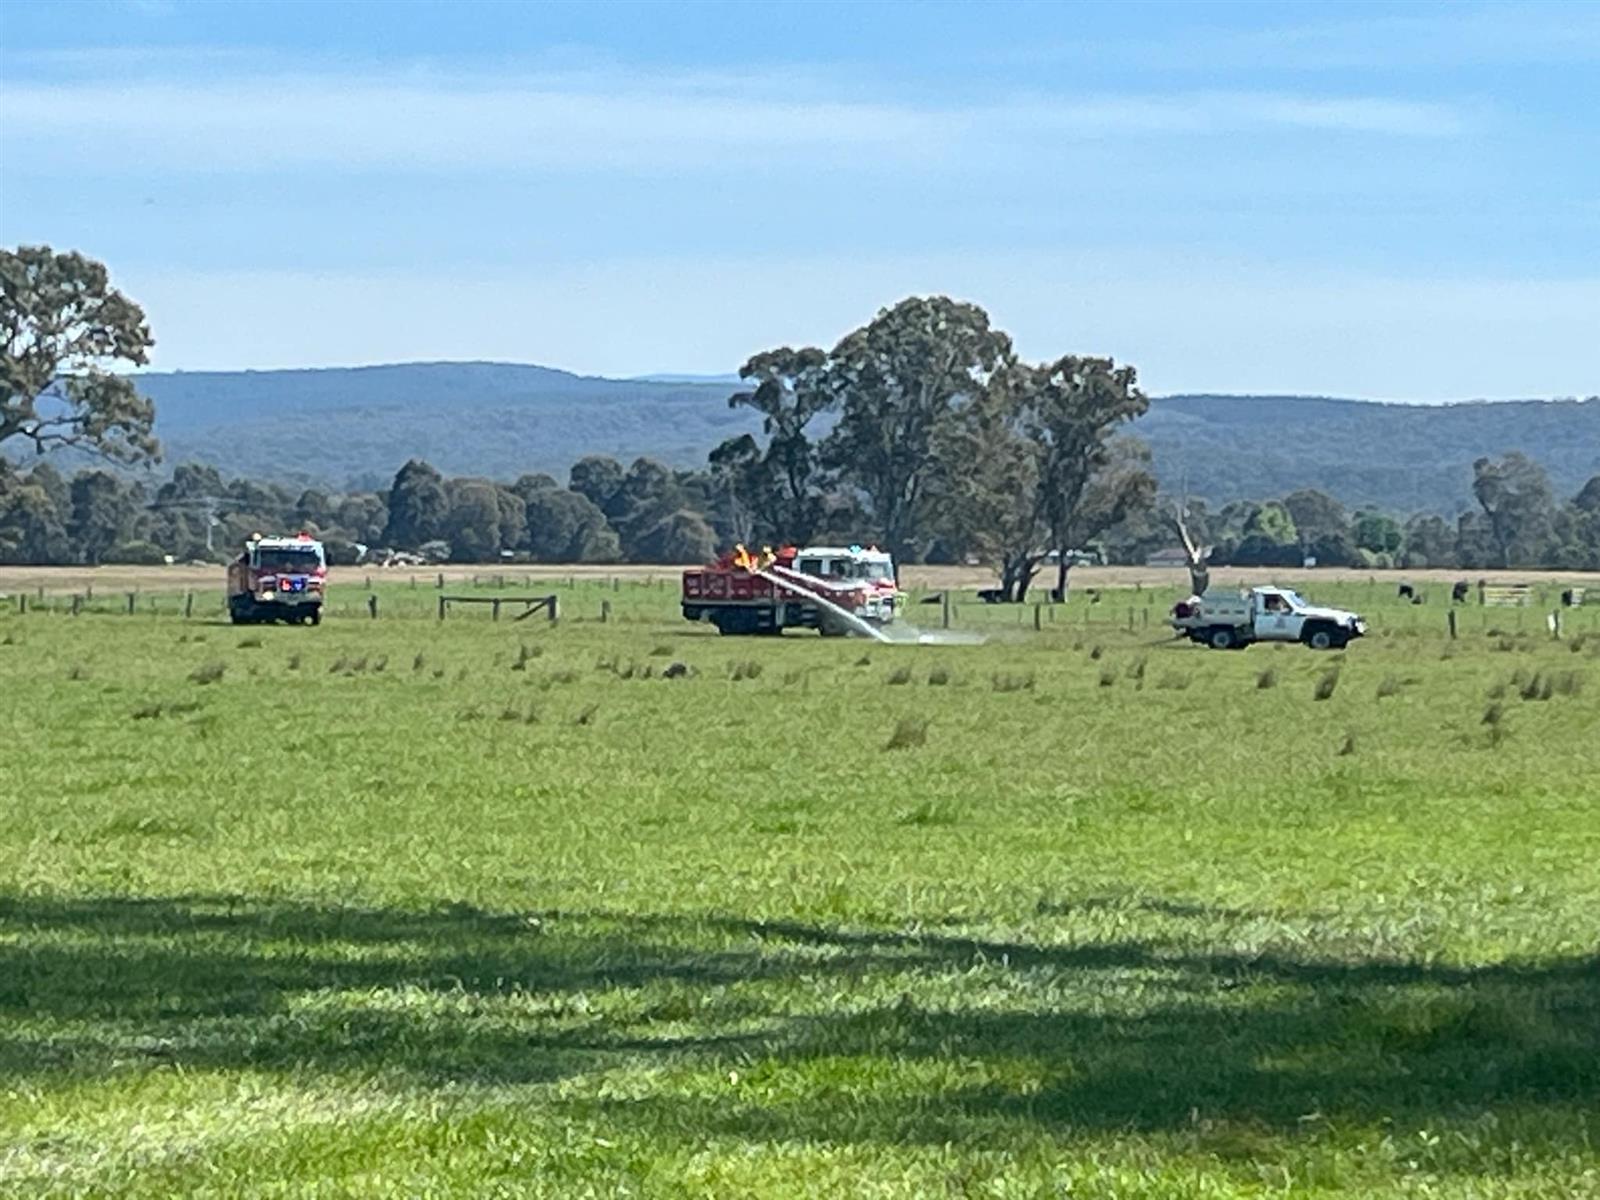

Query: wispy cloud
(0, 63), (1465, 176)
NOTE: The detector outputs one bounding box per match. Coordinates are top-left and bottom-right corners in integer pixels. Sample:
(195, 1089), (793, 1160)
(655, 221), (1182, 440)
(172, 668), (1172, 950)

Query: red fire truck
(681, 544), (898, 635)
(226, 533), (327, 625)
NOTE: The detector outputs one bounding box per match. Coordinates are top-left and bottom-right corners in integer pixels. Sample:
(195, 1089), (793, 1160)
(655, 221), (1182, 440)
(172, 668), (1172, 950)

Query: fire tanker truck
(682, 544), (899, 636)
(226, 532), (327, 625)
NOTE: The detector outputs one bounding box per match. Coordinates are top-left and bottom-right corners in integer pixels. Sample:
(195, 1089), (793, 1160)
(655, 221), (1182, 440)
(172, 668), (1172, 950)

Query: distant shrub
(105, 540), (166, 566)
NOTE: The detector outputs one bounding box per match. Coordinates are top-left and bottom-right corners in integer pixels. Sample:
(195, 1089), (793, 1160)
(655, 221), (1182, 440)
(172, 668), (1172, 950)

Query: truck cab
(789, 546), (898, 624)
(1171, 585), (1365, 650)
(227, 533), (327, 625)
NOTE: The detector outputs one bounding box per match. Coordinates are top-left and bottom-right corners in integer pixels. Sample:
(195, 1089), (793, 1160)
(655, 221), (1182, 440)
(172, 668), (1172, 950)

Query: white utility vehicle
(1170, 586), (1366, 651)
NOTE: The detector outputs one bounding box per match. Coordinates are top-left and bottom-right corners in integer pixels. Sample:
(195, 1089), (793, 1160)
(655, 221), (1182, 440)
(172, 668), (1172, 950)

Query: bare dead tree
(1168, 495), (1210, 596)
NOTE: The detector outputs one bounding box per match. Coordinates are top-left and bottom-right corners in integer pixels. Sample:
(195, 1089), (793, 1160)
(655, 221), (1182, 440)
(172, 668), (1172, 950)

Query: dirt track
(4, 562), (1596, 597)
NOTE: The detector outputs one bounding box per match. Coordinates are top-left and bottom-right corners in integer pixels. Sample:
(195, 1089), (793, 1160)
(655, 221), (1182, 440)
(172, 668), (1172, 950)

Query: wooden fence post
(491, 598), (501, 621)
(601, 599), (612, 623)
(548, 594), (560, 622)
(368, 594), (379, 620)
(941, 592), (951, 630)
(71, 595), (82, 617)
(126, 593), (136, 615)
(17, 595), (25, 615)
(184, 592), (194, 619)
(1447, 609), (1457, 640)
(438, 595), (446, 621)
(437, 572), (445, 589)
(1033, 604), (1042, 632)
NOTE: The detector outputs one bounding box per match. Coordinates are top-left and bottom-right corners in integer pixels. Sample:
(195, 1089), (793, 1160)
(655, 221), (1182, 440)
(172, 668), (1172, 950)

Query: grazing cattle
(1397, 583), (1415, 600)
(1452, 580), (1470, 604)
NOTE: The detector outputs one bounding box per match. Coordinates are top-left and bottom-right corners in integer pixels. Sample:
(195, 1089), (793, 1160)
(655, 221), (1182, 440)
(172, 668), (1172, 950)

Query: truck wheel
(307, 607), (321, 626)
(1304, 625), (1339, 651)
(1207, 627), (1235, 650)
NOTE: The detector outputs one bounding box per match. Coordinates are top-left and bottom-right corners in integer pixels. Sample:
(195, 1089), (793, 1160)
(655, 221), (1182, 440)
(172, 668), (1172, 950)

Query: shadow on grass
(1, 892), (1596, 1147)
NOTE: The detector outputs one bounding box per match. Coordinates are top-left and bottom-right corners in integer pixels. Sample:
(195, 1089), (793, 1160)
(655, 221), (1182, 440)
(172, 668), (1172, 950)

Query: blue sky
(1, 0), (1596, 398)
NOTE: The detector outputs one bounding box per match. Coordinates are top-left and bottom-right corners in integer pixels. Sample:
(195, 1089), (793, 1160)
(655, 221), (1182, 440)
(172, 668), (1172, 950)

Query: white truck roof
(798, 545), (892, 561)
(254, 535), (324, 549)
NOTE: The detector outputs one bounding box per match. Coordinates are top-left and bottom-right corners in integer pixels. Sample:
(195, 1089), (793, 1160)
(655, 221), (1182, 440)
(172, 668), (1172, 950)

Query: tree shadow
(2, 891), (1595, 1155)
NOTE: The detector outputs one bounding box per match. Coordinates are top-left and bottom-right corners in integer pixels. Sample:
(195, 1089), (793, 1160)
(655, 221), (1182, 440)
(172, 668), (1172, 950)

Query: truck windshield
(859, 561), (893, 581)
(257, 547), (323, 573)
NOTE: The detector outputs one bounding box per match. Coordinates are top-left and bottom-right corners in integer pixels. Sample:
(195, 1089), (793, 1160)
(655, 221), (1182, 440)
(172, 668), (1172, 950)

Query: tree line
(4, 247), (1599, 584)
(4, 443), (1598, 578)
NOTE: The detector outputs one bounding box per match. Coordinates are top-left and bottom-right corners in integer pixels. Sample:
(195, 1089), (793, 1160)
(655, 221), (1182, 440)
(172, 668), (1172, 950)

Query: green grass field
(3, 578), (1598, 1197)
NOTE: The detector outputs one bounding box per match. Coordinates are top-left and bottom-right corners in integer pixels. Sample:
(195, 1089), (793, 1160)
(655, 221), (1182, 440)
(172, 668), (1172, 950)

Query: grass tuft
(187, 661), (226, 685)
(1313, 668), (1341, 701)
(886, 666), (913, 686)
(1256, 667), (1278, 690)
(895, 798), (958, 826)
(884, 716), (928, 750)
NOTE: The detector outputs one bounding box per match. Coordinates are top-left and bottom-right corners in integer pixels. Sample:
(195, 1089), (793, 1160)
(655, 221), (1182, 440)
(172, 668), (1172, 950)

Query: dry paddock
(3, 561), (1597, 599)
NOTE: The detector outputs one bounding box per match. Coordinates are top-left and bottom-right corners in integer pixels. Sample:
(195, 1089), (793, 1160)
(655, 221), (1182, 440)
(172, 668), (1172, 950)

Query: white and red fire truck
(226, 533), (327, 625)
(682, 544), (898, 636)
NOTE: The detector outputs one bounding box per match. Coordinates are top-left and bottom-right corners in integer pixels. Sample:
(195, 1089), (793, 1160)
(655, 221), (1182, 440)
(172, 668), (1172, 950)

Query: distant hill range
(90, 362), (1600, 512)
